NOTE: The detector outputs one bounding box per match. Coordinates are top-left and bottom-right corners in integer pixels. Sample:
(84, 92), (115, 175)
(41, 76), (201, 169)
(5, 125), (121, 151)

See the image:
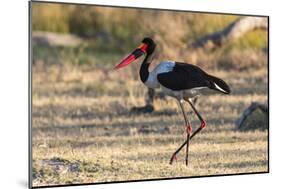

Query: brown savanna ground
(32, 62), (268, 187)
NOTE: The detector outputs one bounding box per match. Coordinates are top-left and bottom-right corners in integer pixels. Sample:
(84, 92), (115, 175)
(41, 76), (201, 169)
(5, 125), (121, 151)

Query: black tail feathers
(207, 75), (231, 94)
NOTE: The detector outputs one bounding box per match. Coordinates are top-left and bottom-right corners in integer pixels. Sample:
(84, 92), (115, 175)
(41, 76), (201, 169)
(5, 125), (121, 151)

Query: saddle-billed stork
(114, 37), (230, 166)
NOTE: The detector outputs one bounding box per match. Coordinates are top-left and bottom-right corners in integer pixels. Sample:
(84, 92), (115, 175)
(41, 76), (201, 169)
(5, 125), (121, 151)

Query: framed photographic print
(29, 0), (269, 188)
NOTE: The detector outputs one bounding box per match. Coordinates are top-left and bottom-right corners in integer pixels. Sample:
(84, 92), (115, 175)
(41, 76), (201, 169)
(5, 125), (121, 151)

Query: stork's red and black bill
(114, 43), (148, 69)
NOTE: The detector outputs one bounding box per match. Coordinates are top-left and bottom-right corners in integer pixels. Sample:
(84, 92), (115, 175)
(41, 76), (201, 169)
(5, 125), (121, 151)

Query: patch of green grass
(32, 3), (70, 33)
(185, 15), (239, 43)
(231, 30), (268, 50)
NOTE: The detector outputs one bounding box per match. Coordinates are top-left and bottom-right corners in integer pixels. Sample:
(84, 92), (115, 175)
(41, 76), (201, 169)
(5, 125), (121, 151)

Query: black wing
(157, 62), (211, 91)
(157, 62), (231, 94)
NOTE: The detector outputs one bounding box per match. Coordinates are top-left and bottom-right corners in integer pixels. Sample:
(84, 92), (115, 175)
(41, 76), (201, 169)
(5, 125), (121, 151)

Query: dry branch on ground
(235, 102), (268, 131)
(190, 17), (268, 49)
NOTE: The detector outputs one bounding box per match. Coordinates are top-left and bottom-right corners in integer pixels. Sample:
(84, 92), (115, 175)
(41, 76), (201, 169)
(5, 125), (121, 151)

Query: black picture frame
(29, 1), (269, 188)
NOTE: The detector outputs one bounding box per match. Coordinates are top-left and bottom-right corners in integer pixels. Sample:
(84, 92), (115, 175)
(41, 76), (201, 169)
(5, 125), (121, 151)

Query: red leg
(190, 119), (206, 139)
(185, 123), (192, 166)
(170, 122), (206, 165)
(170, 99), (192, 166)
(186, 123), (193, 134)
(170, 153), (177, 163)
(170, 99), (207, 164)
(186, 98), (206, 139)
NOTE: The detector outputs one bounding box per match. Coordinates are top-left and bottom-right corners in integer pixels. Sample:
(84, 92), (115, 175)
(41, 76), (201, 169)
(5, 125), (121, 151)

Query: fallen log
(190, 17), (268, 49)
(235, 102), (268, 131)
(32, 31), (83, 47)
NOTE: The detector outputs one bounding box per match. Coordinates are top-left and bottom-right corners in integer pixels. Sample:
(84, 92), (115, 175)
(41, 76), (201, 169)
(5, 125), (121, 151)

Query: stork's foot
(185, 158), (189, 166)
(169, 153), (177, 165)
(131, 104), (154, 114)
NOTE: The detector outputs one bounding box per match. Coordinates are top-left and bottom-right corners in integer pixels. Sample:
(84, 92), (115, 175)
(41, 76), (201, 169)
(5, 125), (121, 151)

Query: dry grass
(32, 64), (268, 187)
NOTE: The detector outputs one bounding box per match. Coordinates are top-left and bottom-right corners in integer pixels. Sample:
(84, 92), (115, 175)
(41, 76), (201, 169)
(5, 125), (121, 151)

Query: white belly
(144, 61), (175, 88)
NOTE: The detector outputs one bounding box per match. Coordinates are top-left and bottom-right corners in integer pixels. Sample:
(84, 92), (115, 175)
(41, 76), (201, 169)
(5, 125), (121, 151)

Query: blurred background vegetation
(32, 2), (268, 70)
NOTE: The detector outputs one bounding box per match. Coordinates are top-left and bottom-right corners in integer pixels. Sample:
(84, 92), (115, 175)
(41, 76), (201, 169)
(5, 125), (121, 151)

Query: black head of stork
(114, 37), (156, 69)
